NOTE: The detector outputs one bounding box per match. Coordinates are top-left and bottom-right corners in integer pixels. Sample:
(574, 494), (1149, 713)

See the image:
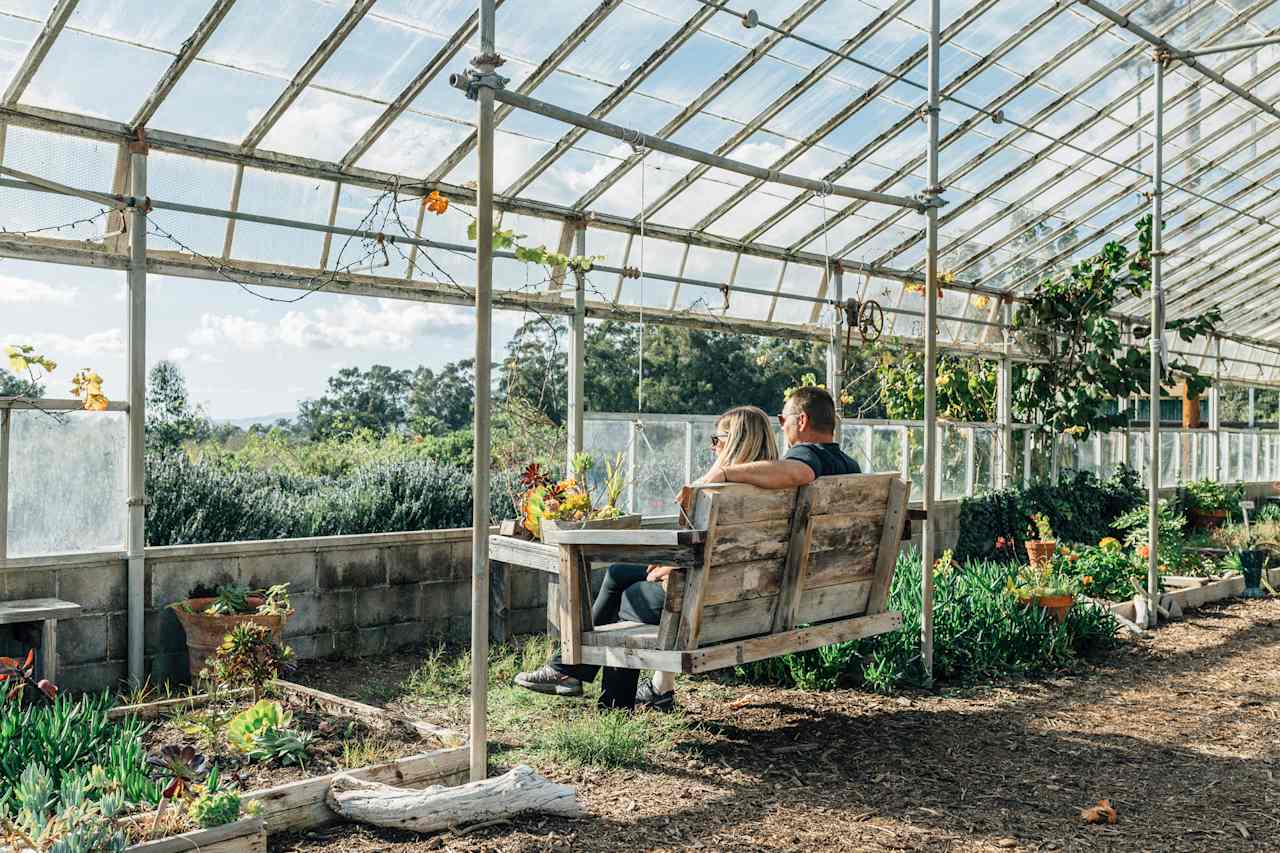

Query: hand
(703, 463), (727, 484)
(646, 564), (675, 583)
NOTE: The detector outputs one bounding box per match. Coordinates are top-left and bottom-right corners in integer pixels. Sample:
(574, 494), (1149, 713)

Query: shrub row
(734, 549), (1119, 692)
(954, 467), (1145, 563)
(146, 453), (517, 546)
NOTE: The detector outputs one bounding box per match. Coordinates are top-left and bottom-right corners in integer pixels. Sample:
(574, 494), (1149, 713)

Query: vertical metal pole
(828, 267), (844, 436)
(997, 303), (1013, 488)
(469, 0), (498, 783)
(567, 224), (586, 473)
(626, 420), (638, 513)
(1249, 387), (1258, 480)
(0, 409), (9, 562)
(921, 0), (941, 685)
(1146, 52), (1165, 629)
(127, 140), (148, 685)
(683, 420), (694, 486)
(1212, 337), (1222, 481)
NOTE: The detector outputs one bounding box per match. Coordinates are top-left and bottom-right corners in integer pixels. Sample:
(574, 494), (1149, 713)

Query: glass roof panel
(23, 29), (170, 120)
(0, 13), (40, 95)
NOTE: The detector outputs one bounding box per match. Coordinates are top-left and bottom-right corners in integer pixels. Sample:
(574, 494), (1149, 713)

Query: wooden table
(489, 535), (562, 642)
(0, 597), (82, 682)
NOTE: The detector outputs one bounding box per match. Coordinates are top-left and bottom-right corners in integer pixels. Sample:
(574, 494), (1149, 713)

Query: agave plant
(0, 649), (58, 704)
(146, 745), (209, 799)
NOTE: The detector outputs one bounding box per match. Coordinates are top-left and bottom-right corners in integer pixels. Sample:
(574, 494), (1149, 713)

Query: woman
(514, 405), (779, 712)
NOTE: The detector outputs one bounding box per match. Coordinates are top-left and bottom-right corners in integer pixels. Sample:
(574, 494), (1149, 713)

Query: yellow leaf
(83, 393), (109, 412)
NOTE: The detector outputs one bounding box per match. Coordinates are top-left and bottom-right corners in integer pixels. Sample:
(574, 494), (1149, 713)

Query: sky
(2, 0), (1278, 416)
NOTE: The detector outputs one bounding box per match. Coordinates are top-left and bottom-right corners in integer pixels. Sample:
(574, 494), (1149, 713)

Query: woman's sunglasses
(710, 432), (729, 448)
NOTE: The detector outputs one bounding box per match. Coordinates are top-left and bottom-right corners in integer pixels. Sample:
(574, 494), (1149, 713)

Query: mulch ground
(276, 597), (1280, 852)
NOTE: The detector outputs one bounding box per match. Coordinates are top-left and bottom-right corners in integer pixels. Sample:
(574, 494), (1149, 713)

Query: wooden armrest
(549, 529), (706, 547)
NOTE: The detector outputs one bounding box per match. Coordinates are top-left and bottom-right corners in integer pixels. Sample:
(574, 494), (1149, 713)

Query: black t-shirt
(784, 442), (861, 478)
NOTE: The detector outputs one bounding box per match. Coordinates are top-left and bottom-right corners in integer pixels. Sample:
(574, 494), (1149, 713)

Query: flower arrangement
(518, 452), (626, 540)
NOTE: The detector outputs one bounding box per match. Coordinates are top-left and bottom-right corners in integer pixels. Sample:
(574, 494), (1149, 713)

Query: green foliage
(536, 710), (659, 769)
(955, 467), (1144, 564)
(1113, 500), (1188, 571)
(145, 454), (516, 546)
(146, 360), (212, 452)
(1012, 216), (1221, 438)
(187, 787), (241, 829)
(0, 693), (158, 809)
(246, 726), (314, 768)
(1179, 478), (1230, 513)
(225, 700), (290, 754)
(735, 550), (1119, 692)
(876, 346), (997, 422)
(204, 583), (250, 615)
(1064, 543), (1141, 602)
(297, 364), (414, 440)
(204, 624), (294, 701)
(2, 763), (128, 853)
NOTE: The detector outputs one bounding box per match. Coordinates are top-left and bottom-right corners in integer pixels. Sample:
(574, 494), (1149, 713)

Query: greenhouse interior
(2, 0), (1280, 850)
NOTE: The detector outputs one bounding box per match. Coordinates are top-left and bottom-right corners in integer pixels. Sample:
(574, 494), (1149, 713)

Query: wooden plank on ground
(866, 477), (909, 615)
(773, 484), (816, 632)
(686, 611), (904, 673)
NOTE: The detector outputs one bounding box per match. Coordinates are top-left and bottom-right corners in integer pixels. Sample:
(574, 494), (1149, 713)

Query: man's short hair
(788, 385), (836, 433)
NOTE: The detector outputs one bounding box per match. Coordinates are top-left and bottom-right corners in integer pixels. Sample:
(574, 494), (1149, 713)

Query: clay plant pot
(1188, 508), (1228, 532)
(1025, 540), (1057, 569)
(171, 597), (289, 680)
(1032, 593), (1074, 624)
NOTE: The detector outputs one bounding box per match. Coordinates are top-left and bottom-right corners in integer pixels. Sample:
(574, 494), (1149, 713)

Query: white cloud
(1, 329), (125, 358)
(0, 276), (75, 305)
(166, 347), (193, 362)
(187, 299), (472, 353)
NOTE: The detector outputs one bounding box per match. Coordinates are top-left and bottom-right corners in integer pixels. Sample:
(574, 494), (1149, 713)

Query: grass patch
(402, 635), (557, 702)
(536, 709), (670, 769)
(340, 734), (400, 770)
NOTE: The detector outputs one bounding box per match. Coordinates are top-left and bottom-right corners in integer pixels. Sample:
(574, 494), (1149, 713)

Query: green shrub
(734, 549), (1118, 692)
(1066, 543), (1140, 602)
(146, 453), (517, 546)
(537, 710), (659, 769)
(954, 467), (1143, 564)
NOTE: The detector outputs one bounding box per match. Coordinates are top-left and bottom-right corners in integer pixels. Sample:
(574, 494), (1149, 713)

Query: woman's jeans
(550, 563), (665, 709)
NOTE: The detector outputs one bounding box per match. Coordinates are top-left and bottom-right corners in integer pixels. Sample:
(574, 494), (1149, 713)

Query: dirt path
(278, 598), (1280, 852)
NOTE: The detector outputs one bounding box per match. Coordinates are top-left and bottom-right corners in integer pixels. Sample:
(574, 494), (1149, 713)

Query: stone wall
(0, 528), (549, 693)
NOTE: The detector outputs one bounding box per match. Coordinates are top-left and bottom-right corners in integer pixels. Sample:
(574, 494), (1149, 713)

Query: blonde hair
(715, 405), (779, 466)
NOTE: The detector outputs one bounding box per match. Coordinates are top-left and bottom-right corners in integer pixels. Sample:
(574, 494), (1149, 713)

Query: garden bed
(124, 815), (266, 853)
(108, 680), (468, 834)
(1105, 567), (1280, 623)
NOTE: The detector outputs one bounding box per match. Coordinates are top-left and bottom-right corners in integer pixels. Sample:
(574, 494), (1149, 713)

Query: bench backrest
(659, 473), (909, 650)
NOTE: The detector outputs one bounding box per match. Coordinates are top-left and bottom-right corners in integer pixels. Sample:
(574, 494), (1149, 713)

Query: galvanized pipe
(1177, 33), (1280, 57)
(568, 224), (586, 472)
(126, 145), (147, 685)
(1147, 54), (1165, 629)
(921, 0), (941, 686)
(468, 0), (497, 784)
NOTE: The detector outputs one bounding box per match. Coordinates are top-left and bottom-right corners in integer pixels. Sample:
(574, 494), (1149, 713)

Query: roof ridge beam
(424, 0), (623, 183)
(241, 0), (377, 150)
(2, 0), (78, 106)
(131, 0), (237, 129)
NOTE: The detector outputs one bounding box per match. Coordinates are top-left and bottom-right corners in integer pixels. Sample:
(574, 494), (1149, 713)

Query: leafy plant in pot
(1180, 479), (1234, 532)
(1024, 513), (1057, 569)
(1006, 549), (1078, 624)
(172, 583), (293, 681)
(1214, 523), (1278, 599)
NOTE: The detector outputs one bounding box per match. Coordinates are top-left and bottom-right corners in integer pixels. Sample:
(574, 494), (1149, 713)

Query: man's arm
(707, 458), (816, 489)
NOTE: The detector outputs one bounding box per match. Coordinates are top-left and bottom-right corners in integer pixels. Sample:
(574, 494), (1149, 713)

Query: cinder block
(59, 615), (108, 665)
(239, 551), (317, 595)
(355, 627), (388, 656)
(149, 558), (238, 608)
(56, 564), (127, 613)
(281, 592), (323, 639)
(317, 548), (385, 590)
(386, 543), (456, 585)
(59, 659), (127, 694)
(107, 613), (127, 660)
(307, 590), (357, 636)
(148, 652), (190, 685)
(283, 634), (319, 662)
(419, 581), (458, 623)
(144, 607), (188, 656)
(386, 620), (428, 651)
(5, 569), (56, 600)
(356, 586), (413, 628)
(510, 569), (548, 609)
(325, 630), (359, 659)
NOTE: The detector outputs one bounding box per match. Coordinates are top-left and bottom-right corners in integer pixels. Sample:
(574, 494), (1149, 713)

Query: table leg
(489, 560), (510, 646)
(41, 619), (56, 684)
(545, 575), (560, 640)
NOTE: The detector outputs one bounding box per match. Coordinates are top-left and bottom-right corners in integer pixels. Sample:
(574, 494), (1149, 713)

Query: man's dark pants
(549, 563), (665, 709)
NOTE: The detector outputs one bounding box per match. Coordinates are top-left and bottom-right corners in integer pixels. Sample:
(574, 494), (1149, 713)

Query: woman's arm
(703, 459), (816, 489)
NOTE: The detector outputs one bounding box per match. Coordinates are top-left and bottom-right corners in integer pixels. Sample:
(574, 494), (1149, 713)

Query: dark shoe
(514, 664), (583, 696)
(635, 680), (676, 713)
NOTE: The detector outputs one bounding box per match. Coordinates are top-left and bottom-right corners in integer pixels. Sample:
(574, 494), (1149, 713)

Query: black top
(783, 442), (861, 478)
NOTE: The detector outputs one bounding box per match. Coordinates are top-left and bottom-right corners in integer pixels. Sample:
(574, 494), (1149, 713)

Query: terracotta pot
(1188, 508), (1228, 532)
(171, 596), (289, 680)
(1032, 593), (1074, 624)
(1025, 540), (1057, 569)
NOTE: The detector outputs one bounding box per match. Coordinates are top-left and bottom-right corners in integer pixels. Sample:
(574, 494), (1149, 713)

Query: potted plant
(1181, 479), (1230, 531)
(1007, 553), (1077, 623)
(1214, 523), (1278, 599)
(520, 453), (639, 543)
(1025, 513), (1057, 569)
(172, 583), (293, 680)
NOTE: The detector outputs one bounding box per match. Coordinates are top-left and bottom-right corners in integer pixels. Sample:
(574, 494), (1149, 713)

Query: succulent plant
(2, 763), (128, 853)
(147, 745), (209, 799)
(247, 727), (314, 769)
(225, 700), (291, 754)
(0, 649), (58, 704)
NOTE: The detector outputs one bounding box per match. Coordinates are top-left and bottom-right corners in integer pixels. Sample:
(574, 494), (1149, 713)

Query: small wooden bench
(0, 598), (82, 683)
(552, 473), (909, 674)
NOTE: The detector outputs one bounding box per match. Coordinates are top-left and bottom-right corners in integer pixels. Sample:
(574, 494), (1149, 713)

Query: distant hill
(219, 412), (295, 429)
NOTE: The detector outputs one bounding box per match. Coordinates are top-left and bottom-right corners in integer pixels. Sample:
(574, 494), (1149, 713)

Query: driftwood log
(326, 764), (582, 833)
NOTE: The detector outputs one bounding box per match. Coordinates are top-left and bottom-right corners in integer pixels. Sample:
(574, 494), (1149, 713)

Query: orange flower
(424, 190), (448, 215)
(1081, 576), (1093, 586)
(1137, 545), (1150, 559)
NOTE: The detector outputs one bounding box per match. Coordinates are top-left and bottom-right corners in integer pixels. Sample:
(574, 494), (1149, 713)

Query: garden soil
(278, 598), (1280, 852)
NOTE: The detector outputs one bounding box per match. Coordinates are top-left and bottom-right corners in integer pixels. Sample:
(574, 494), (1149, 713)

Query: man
(702, 385), (860, 486)
(515, 388), (858, 710)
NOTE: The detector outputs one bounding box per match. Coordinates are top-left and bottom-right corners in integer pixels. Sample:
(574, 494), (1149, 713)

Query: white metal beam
(131, 0), (238, 129)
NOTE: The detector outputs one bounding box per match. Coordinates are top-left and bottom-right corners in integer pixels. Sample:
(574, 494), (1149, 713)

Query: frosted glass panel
(6, 410), (127, 557)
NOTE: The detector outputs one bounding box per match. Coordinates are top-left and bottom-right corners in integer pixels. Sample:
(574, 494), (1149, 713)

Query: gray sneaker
(514, 664), (583, 696)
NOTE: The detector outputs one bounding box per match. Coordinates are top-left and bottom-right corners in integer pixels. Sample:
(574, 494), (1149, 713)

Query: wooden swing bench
(550, 472), (910, 674)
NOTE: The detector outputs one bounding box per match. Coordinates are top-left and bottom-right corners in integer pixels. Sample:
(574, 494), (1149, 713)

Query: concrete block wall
(0, 528), (549, 694)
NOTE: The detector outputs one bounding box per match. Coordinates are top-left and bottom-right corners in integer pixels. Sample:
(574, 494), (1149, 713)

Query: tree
(499, 318), (567, 424)
(297, 364), (412, 439)
(0, 367), (40, 397)
(146, 360), (211, 451)
(408, 359), (476, 436)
